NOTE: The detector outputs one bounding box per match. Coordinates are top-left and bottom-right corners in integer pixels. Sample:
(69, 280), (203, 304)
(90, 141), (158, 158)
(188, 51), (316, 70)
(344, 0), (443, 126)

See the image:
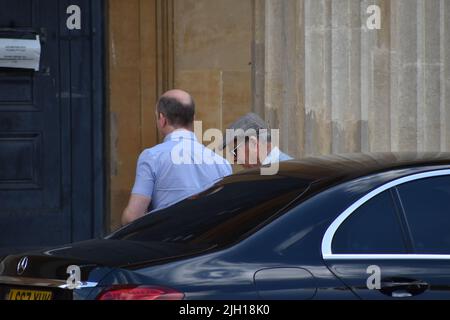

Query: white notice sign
(0, 36), (41, 71)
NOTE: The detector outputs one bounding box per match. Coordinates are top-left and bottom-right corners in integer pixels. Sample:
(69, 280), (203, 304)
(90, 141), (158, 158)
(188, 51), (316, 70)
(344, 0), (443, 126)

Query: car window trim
(390, 188), (415, 252)
(391, 187), (417, 252)
(322, 169), (450, 260)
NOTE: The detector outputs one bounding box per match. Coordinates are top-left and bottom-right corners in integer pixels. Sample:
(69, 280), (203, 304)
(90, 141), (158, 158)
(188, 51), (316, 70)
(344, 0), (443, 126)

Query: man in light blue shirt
(121, 90), (232, 225)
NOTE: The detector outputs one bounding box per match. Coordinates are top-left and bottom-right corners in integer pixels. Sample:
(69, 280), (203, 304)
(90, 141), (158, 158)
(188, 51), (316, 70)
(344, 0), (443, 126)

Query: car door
(322, 170), (450, 299)
(391, 173), (450, 298)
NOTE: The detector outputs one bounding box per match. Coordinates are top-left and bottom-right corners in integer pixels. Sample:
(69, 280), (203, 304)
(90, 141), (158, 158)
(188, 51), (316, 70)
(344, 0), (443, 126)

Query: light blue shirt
(261, 147), (293, 165)
(132, 130), (232, 211)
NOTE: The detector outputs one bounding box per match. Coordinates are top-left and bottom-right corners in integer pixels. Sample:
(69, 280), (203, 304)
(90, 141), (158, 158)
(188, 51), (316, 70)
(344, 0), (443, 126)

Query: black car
(1, 152), (450, 300)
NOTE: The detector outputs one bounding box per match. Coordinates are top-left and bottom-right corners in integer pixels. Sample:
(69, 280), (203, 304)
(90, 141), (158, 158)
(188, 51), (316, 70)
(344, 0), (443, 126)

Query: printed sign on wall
(0, 36), (41, 71)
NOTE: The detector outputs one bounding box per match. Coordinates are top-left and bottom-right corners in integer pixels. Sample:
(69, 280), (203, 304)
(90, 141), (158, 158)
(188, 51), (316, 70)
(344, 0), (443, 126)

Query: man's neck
(163, 126), (193, 138)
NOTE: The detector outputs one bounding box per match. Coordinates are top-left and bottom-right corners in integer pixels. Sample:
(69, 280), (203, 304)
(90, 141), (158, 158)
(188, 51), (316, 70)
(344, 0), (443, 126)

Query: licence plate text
(7, 289), (53, 300)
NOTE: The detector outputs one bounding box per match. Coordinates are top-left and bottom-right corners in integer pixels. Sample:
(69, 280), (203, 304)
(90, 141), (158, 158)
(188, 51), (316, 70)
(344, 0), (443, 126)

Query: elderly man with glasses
(222, 113), (293, 169)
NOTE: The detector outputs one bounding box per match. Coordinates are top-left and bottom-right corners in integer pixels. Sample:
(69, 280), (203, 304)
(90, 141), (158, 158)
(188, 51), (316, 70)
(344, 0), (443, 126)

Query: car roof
(233, 152), (450, 186)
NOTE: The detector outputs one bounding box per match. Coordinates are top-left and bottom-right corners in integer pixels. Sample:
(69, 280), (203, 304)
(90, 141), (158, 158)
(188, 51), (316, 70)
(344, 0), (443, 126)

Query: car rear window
(109, 174), (309, 249)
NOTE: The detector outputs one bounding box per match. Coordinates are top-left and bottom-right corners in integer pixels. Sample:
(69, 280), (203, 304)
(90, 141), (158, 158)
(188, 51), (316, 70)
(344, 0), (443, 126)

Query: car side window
(332, 190), (407, 254)
(397, 175), (450, 254)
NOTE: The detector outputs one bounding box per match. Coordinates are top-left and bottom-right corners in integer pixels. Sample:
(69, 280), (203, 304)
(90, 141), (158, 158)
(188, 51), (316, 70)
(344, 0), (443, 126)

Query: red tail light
(96, 285), (184, 300)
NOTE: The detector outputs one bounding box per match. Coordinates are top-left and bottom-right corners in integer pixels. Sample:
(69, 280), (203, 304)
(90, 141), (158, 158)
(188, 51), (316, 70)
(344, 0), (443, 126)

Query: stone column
(253, 0), (450, 157)
(256, 0), (305, 156)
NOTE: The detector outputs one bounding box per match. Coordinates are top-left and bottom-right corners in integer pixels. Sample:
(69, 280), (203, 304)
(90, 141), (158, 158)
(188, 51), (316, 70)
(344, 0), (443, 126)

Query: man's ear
(159, 113), (167, 126)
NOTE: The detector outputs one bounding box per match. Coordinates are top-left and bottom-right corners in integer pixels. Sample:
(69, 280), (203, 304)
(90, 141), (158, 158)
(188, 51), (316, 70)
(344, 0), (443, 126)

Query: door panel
(0, 0), (104, 250)
(0, 0), (66, 247)
(326, 259), (450, 299)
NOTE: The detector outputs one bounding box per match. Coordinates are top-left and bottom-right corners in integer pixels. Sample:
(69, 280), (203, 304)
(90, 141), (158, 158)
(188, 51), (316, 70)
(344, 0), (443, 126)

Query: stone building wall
(253, 0), (450, 157)
(173, 0), (253, 133)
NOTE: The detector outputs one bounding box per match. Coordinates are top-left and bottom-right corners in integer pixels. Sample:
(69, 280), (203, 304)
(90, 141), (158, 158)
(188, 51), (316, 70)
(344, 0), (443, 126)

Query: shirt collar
(261, 146), (281, 165)
(164, 129), (197, 143)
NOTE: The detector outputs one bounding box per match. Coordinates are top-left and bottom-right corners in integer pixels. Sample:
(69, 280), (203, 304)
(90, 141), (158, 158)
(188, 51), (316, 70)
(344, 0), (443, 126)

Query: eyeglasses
(231, 140), (244, 157)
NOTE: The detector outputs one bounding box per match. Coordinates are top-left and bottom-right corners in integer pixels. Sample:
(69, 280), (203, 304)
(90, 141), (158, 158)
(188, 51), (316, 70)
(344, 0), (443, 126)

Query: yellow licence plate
(7, 289), (53, 300)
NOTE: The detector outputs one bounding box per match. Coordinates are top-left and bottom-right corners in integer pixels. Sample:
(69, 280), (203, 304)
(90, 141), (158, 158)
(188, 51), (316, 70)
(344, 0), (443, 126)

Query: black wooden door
(0, 0), (104, 253)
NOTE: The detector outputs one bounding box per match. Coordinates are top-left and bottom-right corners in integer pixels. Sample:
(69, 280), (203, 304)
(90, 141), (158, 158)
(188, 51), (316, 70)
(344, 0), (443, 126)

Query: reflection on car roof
(230, 152), (450, 184)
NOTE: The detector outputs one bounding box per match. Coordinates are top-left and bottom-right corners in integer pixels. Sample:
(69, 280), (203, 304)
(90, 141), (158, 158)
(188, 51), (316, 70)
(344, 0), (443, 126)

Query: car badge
(17, 256), (29, 275)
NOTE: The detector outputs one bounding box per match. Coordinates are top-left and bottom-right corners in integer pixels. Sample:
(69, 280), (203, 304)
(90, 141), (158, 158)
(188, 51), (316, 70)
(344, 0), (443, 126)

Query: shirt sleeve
(131, 151), (155, 198)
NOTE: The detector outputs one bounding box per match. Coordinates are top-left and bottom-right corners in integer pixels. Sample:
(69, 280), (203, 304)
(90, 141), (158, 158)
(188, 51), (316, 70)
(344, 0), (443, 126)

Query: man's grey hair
(222, 112), (271, 149)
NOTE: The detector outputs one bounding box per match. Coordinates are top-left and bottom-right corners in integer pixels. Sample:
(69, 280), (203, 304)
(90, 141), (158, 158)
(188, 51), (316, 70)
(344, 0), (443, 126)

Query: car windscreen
(109, 174), (309, 249)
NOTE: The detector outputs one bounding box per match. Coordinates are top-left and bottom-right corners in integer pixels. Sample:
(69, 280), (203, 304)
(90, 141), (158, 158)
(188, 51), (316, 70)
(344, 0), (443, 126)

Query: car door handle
(380, 277), (429, 298)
